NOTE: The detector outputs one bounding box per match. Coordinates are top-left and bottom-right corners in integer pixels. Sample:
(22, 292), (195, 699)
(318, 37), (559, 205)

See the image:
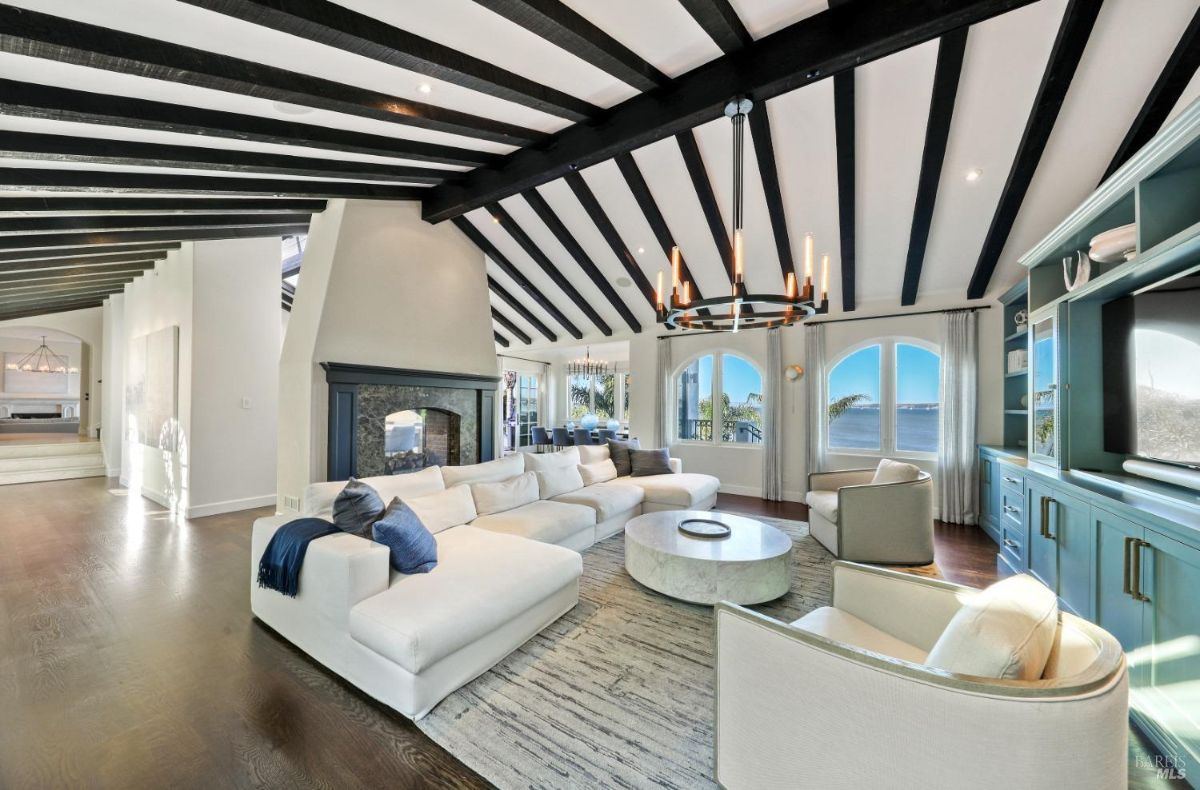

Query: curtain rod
(498, 354), (551, 366)
(654, 305), (990, 338)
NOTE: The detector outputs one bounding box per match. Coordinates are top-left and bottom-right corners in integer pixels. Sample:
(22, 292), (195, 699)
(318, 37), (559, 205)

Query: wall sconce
(785, 365), (804, 381)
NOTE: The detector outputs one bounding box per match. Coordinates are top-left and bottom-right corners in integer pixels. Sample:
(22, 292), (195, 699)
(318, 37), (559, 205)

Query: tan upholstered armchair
(714, 562), (1129, 790)
(805, 465), (934, 564)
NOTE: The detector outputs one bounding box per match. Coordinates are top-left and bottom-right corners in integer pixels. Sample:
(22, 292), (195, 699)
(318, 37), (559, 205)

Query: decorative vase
(581, 413), (599, 431)
(606, 418), (620, 433)
(566, 420), (576, 431)
(1062, 250), (1091, 292)
(1014, 309), (1028, 328)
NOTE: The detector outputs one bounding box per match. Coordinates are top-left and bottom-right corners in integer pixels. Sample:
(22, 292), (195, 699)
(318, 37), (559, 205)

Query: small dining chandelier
(4, 336), (78, 374)
(656, 97), (830, 332)
(566, 346), (607, 376)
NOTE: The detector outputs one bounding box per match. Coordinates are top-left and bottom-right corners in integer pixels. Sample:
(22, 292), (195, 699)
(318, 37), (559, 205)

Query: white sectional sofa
(251, 446), (719, 719)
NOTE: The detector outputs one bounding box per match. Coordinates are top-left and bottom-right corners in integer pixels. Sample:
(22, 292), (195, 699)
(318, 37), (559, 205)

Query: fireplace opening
(383, 408), (460, 475)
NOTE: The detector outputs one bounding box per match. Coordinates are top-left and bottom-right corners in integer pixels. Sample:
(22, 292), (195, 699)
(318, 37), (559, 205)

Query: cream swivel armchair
(714, 562), (1129, 790)
(805, 459), (934, 564)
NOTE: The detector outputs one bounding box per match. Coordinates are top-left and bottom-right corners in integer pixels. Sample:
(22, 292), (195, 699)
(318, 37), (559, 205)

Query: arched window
(675, 353), (764, 445)
(827, 339), (940, 457)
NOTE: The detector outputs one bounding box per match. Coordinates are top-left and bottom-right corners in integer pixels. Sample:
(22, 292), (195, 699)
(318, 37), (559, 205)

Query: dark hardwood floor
(0, 480), (1173, 787)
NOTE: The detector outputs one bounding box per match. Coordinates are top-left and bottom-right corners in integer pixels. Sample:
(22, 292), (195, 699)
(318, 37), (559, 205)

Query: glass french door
(516, 375), (539, 447)
(1029, 315), (1058, 465)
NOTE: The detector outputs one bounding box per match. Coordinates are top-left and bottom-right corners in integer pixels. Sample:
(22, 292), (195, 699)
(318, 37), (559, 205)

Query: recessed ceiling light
(272, 101), (313, 116)
(636, 247), (645, 255)
(966, 168), (983, 182)
(616, 277), (633, 288)
(418, 83), (432, 94)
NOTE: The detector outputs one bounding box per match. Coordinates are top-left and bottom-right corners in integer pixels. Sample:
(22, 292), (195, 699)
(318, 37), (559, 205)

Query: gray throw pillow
(372, 497), (438, 574)
(332, 477), (385, 537)
(607, 437), (642, 476)
(630, 448), (672, 477)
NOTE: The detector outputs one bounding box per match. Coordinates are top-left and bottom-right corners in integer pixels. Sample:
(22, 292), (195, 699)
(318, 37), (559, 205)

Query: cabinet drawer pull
(1003, 505), (1018, 514)
(1122, 536), (1134, 596)
(1131, 539), (1151, 603)
(1003, 538), (1019, 549)
(1002, 476), (1020, 485)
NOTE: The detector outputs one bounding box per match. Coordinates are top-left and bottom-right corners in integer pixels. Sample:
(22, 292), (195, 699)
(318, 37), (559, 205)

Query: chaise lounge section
(251, 448), (719, 719)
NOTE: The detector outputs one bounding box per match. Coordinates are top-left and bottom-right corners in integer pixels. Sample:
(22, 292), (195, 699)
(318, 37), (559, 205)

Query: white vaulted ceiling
(0, 0), (1195, 341)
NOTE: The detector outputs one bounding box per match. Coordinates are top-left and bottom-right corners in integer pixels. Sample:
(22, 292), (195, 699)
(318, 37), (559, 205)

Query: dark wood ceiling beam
(900, 29), (968, 306)
(0, 247), (174, 266)
(0, 5), (538, 146)
(282, 280), (295, 298)
(0, 197), (327, 215)
(181, 0), (597, 122)
(491, 307), (532, 344)
(676, 130), (736, 286)
(613, 152), (705, 301)
(746, 104), (794, 281)
(0, 213), (311, 234)
(0, 275), (137, 296)
(487, 275), (556, 342)
(0, 263), (155, 285)
(563, 172), (658, 310)
(0, 169), (422, 200)
(470, 0), (669, 91)
(0, 298), (110, 321)
(451, 216), (583, 339)
(0, 284), (128, 306)
(0, 225), (310, 252)
(521, 189), (641, 333)
(678, 0), (753, 53)
(282, 253), (303, 279)
(0, 131), (447, 185)
(422, 0), (1039, 222)
(493, 330), (510, 348)
(833, 70), (856, 312)
(0, 79), (490, 168)
(1101, 6), (1200, 183)
(486, 203), (613, 336)
(967, 0), (1103, 299)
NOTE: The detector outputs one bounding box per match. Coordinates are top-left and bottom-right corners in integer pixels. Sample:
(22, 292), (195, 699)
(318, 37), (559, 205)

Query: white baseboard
(717, 483), (808, 503)
(187, 494), (277, 519)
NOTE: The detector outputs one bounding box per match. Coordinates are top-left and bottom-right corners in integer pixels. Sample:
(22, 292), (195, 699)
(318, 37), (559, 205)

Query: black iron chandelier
(3, 336), (77, 374)
(655, 97), (830, 332)
(566, 346), (607, 376)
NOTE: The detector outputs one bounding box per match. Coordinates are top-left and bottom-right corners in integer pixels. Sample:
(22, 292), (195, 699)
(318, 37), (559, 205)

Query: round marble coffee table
(624, 510), (793, 605)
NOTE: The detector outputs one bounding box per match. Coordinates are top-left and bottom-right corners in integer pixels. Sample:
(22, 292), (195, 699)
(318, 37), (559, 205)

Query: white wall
(277, 199), (498, 509)
(101, 295), (124, 474)
(0, 307), (103, 436)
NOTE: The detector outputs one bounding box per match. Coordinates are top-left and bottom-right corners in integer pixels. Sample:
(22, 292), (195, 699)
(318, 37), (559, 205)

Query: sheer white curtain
(939, 310), (979, 525)
(805, 323), (827, 479)
(655, 337), (672, 449)
(762, 328), (784, 500)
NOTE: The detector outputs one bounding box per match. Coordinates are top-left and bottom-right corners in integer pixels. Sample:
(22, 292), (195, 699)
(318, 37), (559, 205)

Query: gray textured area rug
(415, 516), (838, 790)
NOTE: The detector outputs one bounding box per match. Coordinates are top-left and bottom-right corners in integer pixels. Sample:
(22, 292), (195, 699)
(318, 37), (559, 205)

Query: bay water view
(829, 405), (940, 453)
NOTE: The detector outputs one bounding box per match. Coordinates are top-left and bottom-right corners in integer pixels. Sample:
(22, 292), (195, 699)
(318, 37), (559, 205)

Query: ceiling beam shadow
(900, 29), (968, 306)
(1101, 6), (1200, 183)
(0, 5), (538, 146)
(678, 0), (753, 53)
(471, 0), (669, 91)
(421, 0), (1037, 222)
(564, 172), (658, 310)
(0, 169), (423, 200)
(0, 131), (447, 185)
(183, 0), (597, 122)
(451, 216), (583, 339)
(0, 225), (310, 252)
(487, 275), (556, 342)
(522, 188), (640, 332)
(967, 0), (1103, 300)
(491, 307), (532, 344)
(486, 203), (613, 336)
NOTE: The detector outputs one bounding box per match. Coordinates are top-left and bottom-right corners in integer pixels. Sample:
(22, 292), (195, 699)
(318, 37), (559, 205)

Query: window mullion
(714, 355), (722, 445)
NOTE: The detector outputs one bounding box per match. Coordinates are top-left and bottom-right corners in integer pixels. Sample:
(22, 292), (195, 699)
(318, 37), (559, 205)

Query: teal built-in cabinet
(978, 97), (1200, 783)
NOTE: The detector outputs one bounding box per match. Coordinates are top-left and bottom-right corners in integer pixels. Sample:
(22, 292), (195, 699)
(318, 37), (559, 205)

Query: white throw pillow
(926, 574), (1059, 680)
(403, 485), (478, 534)
(577, 444), (610, 465)
(470, 471), (538, 516)
(871, 458), (921, 485)
(578, 459), (618, 486)
(537, 464), (585, 499)
(440, 455), (524, 487)
(524, 447), (580, 472)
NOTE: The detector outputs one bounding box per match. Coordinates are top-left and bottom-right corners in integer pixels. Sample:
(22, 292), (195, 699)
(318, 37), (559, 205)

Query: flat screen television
(1102, 272), (1200, 469)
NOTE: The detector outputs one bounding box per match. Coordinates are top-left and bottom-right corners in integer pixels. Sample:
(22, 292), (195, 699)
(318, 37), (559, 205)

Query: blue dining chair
(551, 427), (572, 449)
(530, 426), (550, 453)
(574, 428), (595, 446)
(596, 428), (615, 443)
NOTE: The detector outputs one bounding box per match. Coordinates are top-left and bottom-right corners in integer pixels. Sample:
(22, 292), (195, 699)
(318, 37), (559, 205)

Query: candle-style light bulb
(820, 254), (830, 299)
(656, 270), (664, 309)
(733, 228), (744, 283)
(786, 271), (796, 299)
(804, 233), (814, 280)
(683, 281), (691, 304)
(671, 246), (681, 290)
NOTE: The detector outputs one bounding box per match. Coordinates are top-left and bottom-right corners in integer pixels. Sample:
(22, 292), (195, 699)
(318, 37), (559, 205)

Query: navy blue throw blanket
(257, 517), (340, 597)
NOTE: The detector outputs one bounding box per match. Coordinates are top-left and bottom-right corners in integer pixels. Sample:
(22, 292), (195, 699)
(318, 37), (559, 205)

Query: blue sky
(687, 354), (761, 404)
(829, 344), (940, 405)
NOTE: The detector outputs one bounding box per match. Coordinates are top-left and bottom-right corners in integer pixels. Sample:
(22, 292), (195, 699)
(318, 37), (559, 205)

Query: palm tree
(828, 393), (869, 421)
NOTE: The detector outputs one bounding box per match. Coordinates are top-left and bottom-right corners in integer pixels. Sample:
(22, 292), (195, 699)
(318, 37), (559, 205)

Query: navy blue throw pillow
(333, 478), (385, 537)
(607, 437), (642, 476)
(630, 447), (672, 477)
(372, 497), (438, 575)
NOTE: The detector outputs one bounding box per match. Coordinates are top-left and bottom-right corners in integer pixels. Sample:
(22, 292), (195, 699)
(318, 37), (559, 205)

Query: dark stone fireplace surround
(322, 363), (498, 482)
